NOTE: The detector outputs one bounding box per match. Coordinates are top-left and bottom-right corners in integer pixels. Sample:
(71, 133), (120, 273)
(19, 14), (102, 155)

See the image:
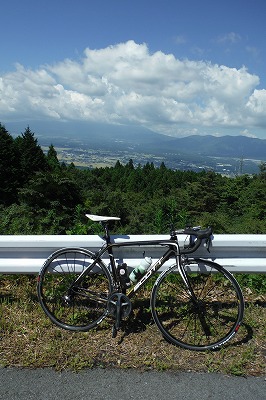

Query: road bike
(37, 214), (244, 351)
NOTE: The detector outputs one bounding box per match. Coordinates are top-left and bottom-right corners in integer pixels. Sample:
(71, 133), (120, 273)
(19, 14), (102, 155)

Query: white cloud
(240, 129), (258, 138)
(246, 89), (266, 113)
(216, 32), (242, 44)
(246, 46), (260, 60)
(174, 35), (187, 45)
(0, 40), (265, 137)
(245, 89), (266, 127)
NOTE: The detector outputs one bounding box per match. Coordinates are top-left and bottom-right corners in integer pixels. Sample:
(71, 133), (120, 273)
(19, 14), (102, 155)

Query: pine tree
(14, 126), (48, 185)
(46, 144), (61, 171)
(0, 123), (19, 205)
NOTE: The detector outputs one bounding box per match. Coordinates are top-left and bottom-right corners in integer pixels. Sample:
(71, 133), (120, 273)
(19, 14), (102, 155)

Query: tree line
(0, 122), (265, 236)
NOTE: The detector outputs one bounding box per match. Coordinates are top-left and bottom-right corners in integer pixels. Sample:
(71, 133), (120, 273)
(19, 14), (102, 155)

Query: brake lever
(205, 235), (213, 253)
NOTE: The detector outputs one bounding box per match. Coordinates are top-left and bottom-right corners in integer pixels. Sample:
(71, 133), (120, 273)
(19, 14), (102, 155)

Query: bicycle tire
(37, 248), (113, 331)
(150, 259), (244, 351)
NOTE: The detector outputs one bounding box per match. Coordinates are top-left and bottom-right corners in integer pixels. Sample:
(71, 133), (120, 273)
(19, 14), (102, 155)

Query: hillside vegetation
(0, 123), (266, 235)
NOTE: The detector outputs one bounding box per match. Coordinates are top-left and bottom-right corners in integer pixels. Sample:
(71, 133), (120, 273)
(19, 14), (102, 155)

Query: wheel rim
(38, 250), (112, 331)
(151, 261), (244, 350)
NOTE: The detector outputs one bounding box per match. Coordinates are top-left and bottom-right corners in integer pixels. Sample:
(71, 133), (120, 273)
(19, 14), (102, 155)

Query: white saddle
(85, 214), (120, 222)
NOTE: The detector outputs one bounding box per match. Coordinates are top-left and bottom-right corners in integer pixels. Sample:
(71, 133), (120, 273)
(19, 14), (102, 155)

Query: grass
(0, 274), (265, 376)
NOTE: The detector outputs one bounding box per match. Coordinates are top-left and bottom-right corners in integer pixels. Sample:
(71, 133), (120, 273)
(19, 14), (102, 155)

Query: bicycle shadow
(117, 300), (258, 349)
(226, 299), (265, 349)
(117, 298), (154, 343)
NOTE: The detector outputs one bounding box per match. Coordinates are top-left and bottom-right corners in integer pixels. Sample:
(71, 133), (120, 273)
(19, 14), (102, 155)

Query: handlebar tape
(183, 226), (212, 239)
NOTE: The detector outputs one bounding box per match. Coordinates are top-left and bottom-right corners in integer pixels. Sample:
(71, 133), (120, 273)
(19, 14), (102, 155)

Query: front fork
(177, 255), (198, 302)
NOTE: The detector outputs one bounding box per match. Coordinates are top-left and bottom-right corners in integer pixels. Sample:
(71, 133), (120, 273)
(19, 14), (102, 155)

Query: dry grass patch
(0, 275), (265, 376)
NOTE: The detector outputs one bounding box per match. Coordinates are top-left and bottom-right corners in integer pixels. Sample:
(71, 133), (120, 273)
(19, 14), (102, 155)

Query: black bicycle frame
(69, 218), (208, 299)
(69, 237), (181, 298)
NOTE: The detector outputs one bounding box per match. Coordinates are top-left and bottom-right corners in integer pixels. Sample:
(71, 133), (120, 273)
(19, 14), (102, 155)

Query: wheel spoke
(151, 261), (244, 350)
(37, 249), (112, 331)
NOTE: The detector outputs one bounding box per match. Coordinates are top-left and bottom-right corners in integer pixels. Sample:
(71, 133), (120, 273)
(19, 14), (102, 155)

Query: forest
(0, 122), (265, 236)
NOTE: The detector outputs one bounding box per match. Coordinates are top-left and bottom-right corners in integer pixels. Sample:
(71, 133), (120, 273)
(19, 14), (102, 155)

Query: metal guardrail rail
(0, 234), (265, 274)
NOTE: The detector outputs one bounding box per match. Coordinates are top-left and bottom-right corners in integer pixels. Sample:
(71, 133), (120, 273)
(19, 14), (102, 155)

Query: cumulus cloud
(0, 40), (265, 136)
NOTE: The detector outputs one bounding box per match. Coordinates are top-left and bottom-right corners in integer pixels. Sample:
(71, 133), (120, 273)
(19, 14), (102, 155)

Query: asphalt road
(0, 367), (265, 400)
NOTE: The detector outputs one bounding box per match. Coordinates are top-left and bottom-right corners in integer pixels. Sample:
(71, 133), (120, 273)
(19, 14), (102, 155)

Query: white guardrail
(0, 234), (266, 274)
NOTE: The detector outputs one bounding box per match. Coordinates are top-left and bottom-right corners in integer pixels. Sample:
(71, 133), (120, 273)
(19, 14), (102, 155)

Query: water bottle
(129, 257), (152, 284)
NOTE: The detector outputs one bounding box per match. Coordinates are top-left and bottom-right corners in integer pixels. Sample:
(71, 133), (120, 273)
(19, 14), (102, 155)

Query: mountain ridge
(6, 120), (266, 160)
(162, 134), (266, 158)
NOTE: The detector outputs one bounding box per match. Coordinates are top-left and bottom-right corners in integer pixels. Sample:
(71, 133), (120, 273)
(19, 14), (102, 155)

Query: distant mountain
(159, 135), (266, 159)
(44, 125), (266, 159)
(8, 120), (167, 149)
(7, 120), (266, 160)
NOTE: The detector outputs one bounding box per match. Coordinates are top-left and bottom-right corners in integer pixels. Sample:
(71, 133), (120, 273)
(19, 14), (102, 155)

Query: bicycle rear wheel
(151, 259), (244, 351)
(37, 248), (113, 331)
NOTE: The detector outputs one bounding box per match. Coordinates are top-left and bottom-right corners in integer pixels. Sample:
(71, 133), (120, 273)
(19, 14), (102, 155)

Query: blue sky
(1, 0), (266, 139)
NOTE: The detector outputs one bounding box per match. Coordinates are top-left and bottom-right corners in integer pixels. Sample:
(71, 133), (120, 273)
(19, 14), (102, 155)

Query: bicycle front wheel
(37, 248), (113, 331)
(151, 259), (244, 351)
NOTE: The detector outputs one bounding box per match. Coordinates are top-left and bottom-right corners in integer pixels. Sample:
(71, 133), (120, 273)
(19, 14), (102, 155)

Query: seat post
(102, 221), (111, 244)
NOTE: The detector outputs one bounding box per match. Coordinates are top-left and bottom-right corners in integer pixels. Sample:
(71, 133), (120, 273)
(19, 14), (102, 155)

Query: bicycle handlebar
(183, 226), (212, 239)
(172, 226), (213, 254)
